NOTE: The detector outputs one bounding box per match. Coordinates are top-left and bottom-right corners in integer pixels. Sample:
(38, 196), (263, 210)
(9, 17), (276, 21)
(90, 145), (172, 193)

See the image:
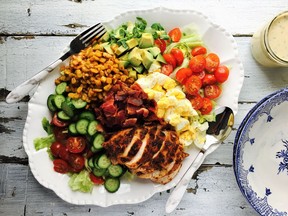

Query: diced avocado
(148, 60), (161, 73)
(139, 33), (154, 48)
(126, 38), (139, 49)
(115, 45), (128, 56)
(128, 68), (137, 79)
(102, 43), (114, 55)
(119, 60), (129, 69)
(147, 47), (161, 57)
(141, 49), (154, 69)
(119, 52), (129, 61)
(156, 53), (166, 64)
(128, 47), (142, 67)
(101, 32), (110, 42)
(133, 64), (144, 73)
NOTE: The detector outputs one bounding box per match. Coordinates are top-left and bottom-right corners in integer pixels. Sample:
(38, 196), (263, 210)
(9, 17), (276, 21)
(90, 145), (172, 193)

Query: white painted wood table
(1, 1), (288, 215)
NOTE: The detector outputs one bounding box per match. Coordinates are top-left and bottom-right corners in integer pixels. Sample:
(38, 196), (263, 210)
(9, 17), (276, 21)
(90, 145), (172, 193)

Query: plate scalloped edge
(23, 7), (244, 207)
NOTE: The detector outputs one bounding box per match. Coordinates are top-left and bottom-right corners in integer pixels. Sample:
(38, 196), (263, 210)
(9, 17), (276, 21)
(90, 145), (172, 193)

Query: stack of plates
(234, 88), (288, 215)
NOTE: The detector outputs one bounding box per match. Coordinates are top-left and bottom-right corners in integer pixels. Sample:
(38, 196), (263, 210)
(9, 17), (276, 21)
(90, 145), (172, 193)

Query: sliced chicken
(102, 123), (188, 184)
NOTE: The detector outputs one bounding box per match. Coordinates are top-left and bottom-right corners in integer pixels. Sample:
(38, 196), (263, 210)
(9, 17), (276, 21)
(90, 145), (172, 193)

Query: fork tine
(87, 29), (107, 44)
(79, 23), (101, 38)
(81, 25), (106, 44)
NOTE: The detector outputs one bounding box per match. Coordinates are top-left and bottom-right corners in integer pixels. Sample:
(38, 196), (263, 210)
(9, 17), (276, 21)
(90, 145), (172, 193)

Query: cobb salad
(34, 17), (230, 194)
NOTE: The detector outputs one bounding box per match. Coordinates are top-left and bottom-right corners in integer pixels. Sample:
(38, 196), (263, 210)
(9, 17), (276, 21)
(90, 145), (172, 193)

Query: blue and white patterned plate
(234, 88), (288, 216)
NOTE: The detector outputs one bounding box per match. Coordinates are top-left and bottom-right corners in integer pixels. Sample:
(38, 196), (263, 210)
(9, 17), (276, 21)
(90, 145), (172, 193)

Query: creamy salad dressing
(267, 13), (288, 61)
(251, 11), (288, 67)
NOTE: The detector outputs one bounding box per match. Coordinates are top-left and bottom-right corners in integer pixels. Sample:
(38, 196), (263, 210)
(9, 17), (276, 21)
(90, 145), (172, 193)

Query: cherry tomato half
(175, 68), (193, 84)
(191, 46), (207, 56)
(205, 53), (220, 72)
(163, 53), (177, 69)
(50, 141), (65, 158)
(68, 154), (85, 172)
(89, 173), (105, 185)
(51, 113), (69, 127)
(200, 97), (213, 115)
(194, 70), (206, 80)
(204, 84), (222, 99)
(154, 38), (167, 53)
(202, 74), (217, 86)
(215, 65), (229, 83)
(189, 94), (204, 110)
(53, 159), (69, 174)
(161, 64), (174, 76)
(189, 55), (206, 73)
(168, 27), (182, 42)
(170, 48), (184, 66)
(58, 147), (70, 161)
(66, 137), (86, 154)
(184, 75), (202, 95)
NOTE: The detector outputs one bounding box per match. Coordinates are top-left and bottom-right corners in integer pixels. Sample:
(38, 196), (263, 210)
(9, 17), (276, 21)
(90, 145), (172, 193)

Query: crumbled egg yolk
(136, 72), (206, 147)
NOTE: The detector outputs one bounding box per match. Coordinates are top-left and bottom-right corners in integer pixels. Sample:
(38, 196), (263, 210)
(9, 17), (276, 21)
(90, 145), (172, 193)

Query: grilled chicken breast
(102, 124), (188, 184)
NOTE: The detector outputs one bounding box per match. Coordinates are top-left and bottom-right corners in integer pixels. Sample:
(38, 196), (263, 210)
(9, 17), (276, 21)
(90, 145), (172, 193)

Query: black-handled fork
(6, 23), (106, 104)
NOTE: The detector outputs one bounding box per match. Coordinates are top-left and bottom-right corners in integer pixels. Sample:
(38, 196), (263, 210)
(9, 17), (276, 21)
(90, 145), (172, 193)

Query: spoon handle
(165, 151), (204, 213)
(165, 142), (221, 213)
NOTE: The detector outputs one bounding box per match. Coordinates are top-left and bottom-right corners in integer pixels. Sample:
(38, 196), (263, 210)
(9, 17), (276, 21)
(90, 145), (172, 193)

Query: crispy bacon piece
(95, 82), (160, 131)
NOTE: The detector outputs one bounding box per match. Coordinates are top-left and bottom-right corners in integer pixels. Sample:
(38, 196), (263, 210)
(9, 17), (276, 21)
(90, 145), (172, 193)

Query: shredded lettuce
(34, 134), (55, 151)
(68, 170), (94, 193)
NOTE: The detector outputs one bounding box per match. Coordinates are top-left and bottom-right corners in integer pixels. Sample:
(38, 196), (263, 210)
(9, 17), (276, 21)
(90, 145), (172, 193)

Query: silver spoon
(165, 106), (234, 213)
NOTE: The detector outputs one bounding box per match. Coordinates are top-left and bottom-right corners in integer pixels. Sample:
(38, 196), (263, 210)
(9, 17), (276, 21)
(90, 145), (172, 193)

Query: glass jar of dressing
(251, 11), (288, 67)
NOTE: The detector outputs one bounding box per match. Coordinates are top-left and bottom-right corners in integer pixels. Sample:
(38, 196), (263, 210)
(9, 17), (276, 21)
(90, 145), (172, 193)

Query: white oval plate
(234, 88), (288, 215)
(23, 7), (244, 207)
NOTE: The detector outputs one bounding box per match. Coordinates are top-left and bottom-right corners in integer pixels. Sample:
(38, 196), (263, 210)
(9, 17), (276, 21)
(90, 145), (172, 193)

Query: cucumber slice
(88, 158), (95, 168)
(57, 110), (70, 120)
(68, 123), (78, 135)
(108, 164), (124, 178)
(104, 178), (120, 193)
(76, 119), (89, 135)
(72, 98), (87, 109)
(88, 120), (99, 136)
(54, 95), (65, 109)
(47, 94), (57, 112)
(93, 133), (105, 150)
(61, 101), (75, 118)
(79, 111), (95, 121)
(92, 167), (107, 177)
(55, 82), (67, 95)
(97, 154), (111, 169)
(90, 146), (100, 153)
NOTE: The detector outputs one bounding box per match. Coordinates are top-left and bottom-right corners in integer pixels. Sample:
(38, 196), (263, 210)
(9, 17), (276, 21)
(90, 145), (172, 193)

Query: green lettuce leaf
(68, 170), (94, 193)
(34, 134), (55, 151)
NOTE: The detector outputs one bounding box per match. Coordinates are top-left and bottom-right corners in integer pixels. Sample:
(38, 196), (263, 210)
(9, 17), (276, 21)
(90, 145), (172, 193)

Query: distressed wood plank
(0, 164), (257, 216)
(0, 0), (287, 35)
